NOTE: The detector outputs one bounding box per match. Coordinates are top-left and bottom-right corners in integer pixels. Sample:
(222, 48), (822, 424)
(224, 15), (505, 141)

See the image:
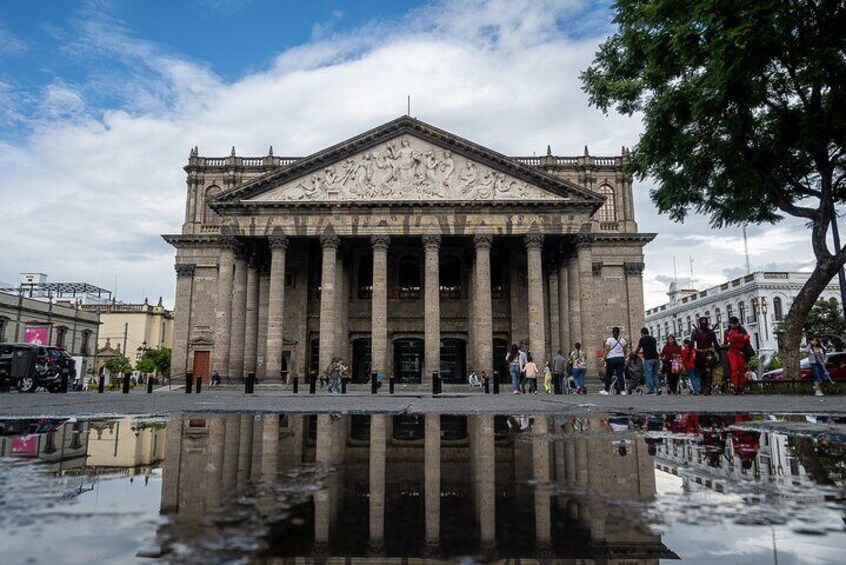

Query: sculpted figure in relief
(423, 151), (442, 197)
(388, 139), (417, 188)
(298, 174), (322, 200)
(441, 151), (455, 189)
(477, 172), (495, 199)
(459, 162), (478, 195)
(375, 148), (398, 190)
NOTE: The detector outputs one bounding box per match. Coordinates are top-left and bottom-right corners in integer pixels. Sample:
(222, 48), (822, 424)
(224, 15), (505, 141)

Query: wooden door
(193, 351), (210, 383)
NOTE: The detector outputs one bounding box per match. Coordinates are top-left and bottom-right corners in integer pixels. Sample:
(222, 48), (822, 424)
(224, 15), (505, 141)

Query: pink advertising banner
(24, 326), (49, 346)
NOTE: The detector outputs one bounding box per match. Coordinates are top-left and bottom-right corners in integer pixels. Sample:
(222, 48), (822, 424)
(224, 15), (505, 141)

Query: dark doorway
(351, 338), (372, 383)
(393, 338), (424, 383)
(493, 338), (509, 383)
(440, 338), (466, 383)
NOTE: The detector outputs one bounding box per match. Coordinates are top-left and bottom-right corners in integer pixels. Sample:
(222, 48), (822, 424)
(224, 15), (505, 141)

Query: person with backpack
(723, 316), (751, 394)
(681, 339), (699, 393)
(660, 335), (683, 394)
(600, 327), (627, 395)
(691, 316), (721, 395)
(807, 335), (834, 396)
(569, 342), (588, 394)
(634, 327), (661, 394)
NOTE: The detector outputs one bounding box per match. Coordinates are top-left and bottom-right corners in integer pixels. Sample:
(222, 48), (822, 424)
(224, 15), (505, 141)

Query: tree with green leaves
(104, 355), (133, 375)
(137, 347), (172, 377)
(775, 298), (846, 351)
(581, 0), (846, 378)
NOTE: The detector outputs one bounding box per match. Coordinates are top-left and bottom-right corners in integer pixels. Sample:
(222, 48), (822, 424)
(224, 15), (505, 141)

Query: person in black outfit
(635, 327), (661, 394)
(691, 317), (721, 394)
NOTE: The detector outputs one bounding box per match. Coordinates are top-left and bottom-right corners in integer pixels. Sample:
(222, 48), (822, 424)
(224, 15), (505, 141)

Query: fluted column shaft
(266, 236), (288, 381)
(172, 264), (195, 379)
(424, 234), (441, 383)
(213, 243), (235, 376)
(558, 259), (570, 352)
(567, 252), (582, 349)
(244, 256), (260, 374)
(526, 233), (546, 364)
(473, 235), (493, 377)
(369, 414), (388, 543)
(228, 252), (248, 379)
(371, 236), (390, 376)
(319, 233), (340, 374)
(577, 241), (595, 375)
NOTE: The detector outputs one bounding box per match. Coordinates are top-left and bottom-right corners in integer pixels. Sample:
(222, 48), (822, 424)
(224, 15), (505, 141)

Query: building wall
(82, 301), (175, 360)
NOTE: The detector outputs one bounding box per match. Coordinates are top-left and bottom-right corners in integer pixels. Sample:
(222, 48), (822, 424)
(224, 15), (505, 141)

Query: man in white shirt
(601, 326), (628, 395)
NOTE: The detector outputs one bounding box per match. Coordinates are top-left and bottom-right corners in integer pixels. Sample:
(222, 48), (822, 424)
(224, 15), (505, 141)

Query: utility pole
(123, 322), (129, 358)
(829, 206), (846, 321)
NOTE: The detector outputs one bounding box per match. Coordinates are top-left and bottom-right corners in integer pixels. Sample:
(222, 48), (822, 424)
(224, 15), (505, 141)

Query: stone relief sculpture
(249, 135), (558, 202)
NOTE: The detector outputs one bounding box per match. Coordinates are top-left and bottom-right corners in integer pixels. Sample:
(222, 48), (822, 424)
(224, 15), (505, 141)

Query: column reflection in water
(157, 412), (674, 563)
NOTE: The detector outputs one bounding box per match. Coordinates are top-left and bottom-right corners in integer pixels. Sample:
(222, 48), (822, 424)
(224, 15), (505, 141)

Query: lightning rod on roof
(407, 95), (411, 116)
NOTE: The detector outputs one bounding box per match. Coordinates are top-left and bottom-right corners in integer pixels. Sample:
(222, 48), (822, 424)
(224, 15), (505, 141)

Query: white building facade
(645, 272), (841, 357)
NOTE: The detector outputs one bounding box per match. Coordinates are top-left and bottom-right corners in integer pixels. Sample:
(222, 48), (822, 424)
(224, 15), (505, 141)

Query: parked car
(0, 343), (76, 393)
(762, 352), (846, 382)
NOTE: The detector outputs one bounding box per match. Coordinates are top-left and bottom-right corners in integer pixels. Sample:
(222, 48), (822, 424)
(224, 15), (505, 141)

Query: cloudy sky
(0, 0), (817, 309)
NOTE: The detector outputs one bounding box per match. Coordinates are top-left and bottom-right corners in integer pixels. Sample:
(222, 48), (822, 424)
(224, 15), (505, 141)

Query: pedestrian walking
(723, 316), (751, 394)
(543, 361), (554, 394)
(569, 343), (587, 394)
(600, 327), (627, 395)
(506, 344), (527, 394)
(524, 354), (540, 394)
(691, 316), (720, 394)
(807, 335), (833, 396)
(660, 335), (683, 394)
(681, 339), (699, 393)
(551, 349), (567, 393)
(326, 357), (343, 393)
(635, 327), (661, 394)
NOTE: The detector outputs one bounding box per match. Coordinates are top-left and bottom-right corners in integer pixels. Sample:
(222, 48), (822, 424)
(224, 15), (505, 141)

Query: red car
(762, 352), (846, 382)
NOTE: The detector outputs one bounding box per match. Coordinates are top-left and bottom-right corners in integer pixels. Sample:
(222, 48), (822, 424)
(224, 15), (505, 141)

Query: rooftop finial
(584, 145), (589, 156)
(230, 146), (236, 156)
(268, 145), (273, 156)
(546, 144), (552, 156)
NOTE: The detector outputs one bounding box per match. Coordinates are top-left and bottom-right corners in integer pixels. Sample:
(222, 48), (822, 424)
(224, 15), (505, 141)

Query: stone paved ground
(0, 385), (844, 417)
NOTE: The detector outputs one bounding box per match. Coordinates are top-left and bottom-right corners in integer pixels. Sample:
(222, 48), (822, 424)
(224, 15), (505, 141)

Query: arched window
(203, 185), (222, 224)
(398, 255), (421, 299)
(748, 299), (758, 323)
(686, 316), (692, 334)
(714, 307), (722, 326)
(738, 301), (746, 324)
(440, 255), (461, 299)
(55, 326), (67, 349)
(726, 304), (733, 320)
(357, 255), (373, 299)
(773, 297), (784, 321)
(664, 322), (669, 340)
(595, 184), (616, 223)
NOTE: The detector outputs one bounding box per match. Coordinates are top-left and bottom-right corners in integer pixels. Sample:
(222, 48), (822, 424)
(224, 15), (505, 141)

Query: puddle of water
(0, 413), (844, 564)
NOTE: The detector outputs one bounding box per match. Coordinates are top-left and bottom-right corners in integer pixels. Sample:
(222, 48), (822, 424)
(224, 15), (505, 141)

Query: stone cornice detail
(174, 264), (195, 277)
(624, 262), (645, 275)
(268, 235), (289, 251)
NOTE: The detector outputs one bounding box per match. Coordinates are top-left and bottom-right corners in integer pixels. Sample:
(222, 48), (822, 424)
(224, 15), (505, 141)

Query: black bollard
(185, 372), (193, 394)
(98, 375), (105, 393)
(341, 378), (347, 394)
(554, 375), (561, 395)
(493, 371), (500, 394)
(122, 373), (130, 394)
(195, 375), (202, 394)
(146, 376), (154, 394)
(389, 376), (395, 394)
(371, 372), (378, 394)
(309, 372), (317, 394)
(292, 376), (298, 394)
(61, 373), (68, 393)
(246, 372), (255, 394)
(483, 376), (490, 394)
(433, 371), (440, 395)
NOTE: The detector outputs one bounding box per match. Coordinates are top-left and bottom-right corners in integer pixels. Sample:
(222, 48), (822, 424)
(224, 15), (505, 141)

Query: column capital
(218, 236), (237, 251)
(371, 234), (391, 252)
(422, 234), (441, 251)
(575, 234), (593, 248)
(320, 232), (341, 250)
(624, 262), (645, 275)
(174, 263), (195, 277)
(268, 235), (289, 251)
(592, 261), (603, 276)
(473, 234), (493, 250)
(525, 232), (544, 250)
(233, 247), (249, 261)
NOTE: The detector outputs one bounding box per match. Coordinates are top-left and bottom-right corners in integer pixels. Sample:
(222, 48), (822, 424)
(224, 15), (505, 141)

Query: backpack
(742, 342), (756, 362)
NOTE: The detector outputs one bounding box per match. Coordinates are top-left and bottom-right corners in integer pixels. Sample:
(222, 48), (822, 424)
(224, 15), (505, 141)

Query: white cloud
(0, 0), (819, 310)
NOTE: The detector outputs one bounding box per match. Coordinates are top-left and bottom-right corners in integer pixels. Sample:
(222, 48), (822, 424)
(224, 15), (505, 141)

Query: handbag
(671, 356), (683, 375)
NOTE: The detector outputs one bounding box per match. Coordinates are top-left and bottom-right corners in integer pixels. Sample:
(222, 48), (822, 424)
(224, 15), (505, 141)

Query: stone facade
(163, 117), (654, 383)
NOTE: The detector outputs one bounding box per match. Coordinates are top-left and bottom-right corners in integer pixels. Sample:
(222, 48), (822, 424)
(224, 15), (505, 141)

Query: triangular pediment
(214, 117), (604, 208)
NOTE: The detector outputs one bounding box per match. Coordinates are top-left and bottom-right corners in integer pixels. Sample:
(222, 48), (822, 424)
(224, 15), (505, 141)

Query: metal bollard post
(341, 378), (347, 394)
(185, 372), (193, 394)
(245, 372), (255, 394)
(61, 373), (69, 393)
(389, 376), (395, 394)
(371, 372), (378, 394)
(309, 372), (317, 394)
(195, 375), (202, 394)
(554, 375), (561, 395)
(292, 376), (298, 394)
(122, 373), (131, 394)
(146, 376), (154, 394)
(483, 376), (490, 394)
(493, 371), (500, 394)
(433, 371), (440, 395)
(98, 375), (105, 394)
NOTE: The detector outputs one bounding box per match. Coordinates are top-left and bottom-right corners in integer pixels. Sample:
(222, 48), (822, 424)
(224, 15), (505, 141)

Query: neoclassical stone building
(163, 117), (654, 384)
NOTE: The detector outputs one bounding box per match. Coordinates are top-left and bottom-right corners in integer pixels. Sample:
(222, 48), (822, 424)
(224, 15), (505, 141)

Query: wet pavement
(0, 411), (844, 564)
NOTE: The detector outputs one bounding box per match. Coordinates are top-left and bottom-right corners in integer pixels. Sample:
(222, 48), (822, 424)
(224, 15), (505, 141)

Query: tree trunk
(782, 255), (846, 379)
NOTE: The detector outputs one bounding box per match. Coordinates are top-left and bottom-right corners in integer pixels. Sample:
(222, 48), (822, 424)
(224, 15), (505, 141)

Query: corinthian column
(577, 238), (595, 375)
(473, 234), (493, 377)
(371, 235), (390, 377)
(243, 255), (259, 375)
(423, 234), (441, 383)
(558, 258), (570, 352)
(318, 232), (341, 374)
(213, 240), (235, 377)
(526, 232), (546, 364)
(369, 414), (388, 544)
(424, 413), (441, 543)
(228, 250), (248, 380)
(172, 263), (195, 379)
(265, 235), (288, 381)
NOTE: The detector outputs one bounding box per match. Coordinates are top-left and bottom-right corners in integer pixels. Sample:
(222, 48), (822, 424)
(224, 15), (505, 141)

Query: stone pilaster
(577, 238), (596, 375)
(256, 264), (270, 380)
(526, 232), (546, 364)
(567, 251), (582, 352)
(558, 258), (570, 353)
(243, 255), (259, 375)
(318, 232), (341, 375)
(473, 234), (493, 377)
(371, 235), (390, 376)
(625, 262), (646, 345)
(237, 413), (253, 489)
(222, 414), (240, 492)
(228, 251), (248, 380)
(213, 240), (235, 377)
(260, 413), (279, 482)
(423, 234), (441, 383)
(266, 235), (288, 381)
(172, 263), (195, 379)
(424, 413), (441, 543)
(549, 266), (560, 356)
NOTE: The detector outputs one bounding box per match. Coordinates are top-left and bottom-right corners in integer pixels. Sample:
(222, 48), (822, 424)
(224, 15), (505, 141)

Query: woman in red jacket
(660, 335), (683, 394)
(724, 316), (751, 393)
(681, 339), (698, 393)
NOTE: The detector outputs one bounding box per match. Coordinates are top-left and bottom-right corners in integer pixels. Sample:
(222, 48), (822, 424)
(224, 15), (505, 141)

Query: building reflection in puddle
(158, 414), (676, 562)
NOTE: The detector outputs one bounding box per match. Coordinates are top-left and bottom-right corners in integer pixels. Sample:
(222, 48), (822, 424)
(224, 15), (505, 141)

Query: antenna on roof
(743, 224), (751, 274)
(689, 256), (694, 283)
(407, 95), (411, 116)
(673, 256), (677, 282)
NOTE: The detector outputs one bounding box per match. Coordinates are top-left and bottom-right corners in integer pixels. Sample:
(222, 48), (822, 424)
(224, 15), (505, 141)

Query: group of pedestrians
(599, 317), (754, 395)
(505, 342), (589, 395)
